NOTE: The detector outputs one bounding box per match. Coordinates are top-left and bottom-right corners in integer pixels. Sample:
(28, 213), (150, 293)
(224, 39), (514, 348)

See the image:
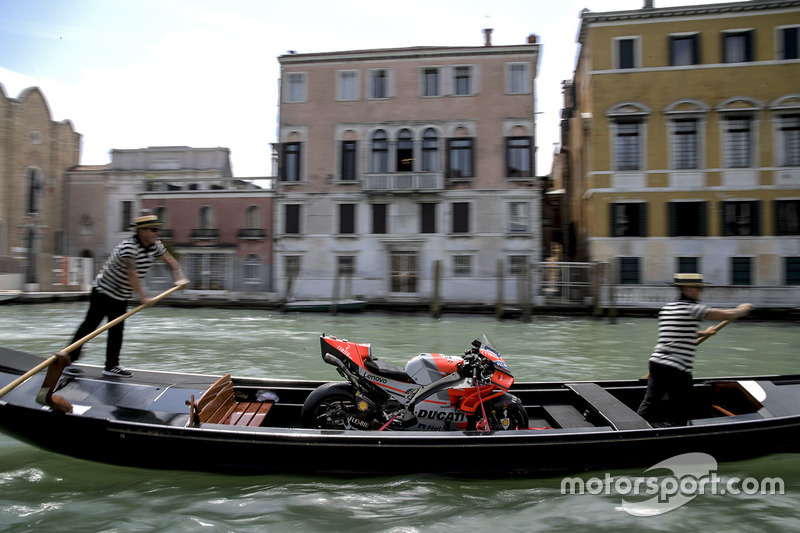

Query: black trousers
(69, 288), (128, 370)
(637, 360), (693, 425)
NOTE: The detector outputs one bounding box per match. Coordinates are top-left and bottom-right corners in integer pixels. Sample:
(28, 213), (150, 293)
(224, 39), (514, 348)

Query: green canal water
(1, 302), (799, 532)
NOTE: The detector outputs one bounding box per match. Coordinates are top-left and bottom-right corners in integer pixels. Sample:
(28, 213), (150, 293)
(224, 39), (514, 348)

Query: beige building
(557, 0), (800, 306)
(276, 33), (542, 305)
(0, 84), (82, 291)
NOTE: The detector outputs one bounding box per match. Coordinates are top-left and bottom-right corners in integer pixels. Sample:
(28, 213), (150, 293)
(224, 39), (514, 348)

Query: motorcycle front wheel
(300, 382), (358, 429)
(467, 398), (529, 431)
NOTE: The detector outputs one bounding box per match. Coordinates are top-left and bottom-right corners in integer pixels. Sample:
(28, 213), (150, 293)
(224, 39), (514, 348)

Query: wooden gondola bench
(187, 374), (273, 428)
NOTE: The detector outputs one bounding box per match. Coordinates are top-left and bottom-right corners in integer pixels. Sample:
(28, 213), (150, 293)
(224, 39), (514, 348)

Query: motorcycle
(300, 333), (529, 431)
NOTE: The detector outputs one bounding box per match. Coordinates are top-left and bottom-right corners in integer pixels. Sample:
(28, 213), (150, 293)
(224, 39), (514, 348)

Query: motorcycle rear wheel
(301, 382), (358, 429)
(467, 399), (529, 431)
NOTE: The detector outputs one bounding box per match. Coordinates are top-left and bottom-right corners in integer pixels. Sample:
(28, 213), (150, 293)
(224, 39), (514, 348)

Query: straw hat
(670, 273), (708, 287)
(130, 215), (162, 230)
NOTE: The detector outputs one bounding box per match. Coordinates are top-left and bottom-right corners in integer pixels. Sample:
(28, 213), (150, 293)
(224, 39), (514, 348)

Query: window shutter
(668, 203), (677, 237)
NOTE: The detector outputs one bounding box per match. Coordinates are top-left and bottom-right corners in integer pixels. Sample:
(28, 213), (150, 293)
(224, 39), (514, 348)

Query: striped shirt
(95, 235), (166, 300)
(649, 298), (711, 373)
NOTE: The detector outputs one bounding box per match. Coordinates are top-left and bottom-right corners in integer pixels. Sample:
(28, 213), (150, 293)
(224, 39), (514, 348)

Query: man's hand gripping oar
(0, 282), (189, 413)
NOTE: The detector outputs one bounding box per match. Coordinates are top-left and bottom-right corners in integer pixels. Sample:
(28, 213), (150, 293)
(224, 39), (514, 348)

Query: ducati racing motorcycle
(301, 334), (529, 431)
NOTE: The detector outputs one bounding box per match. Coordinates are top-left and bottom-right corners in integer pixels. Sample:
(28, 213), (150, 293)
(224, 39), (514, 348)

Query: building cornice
(578, 0), (800, 42)
(279, 44), (540, 66)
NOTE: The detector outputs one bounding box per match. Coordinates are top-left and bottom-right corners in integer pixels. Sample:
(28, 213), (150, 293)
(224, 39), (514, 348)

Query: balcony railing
(190, 228), (219, 241)
(363, 172), (445, 193)
(237, 228), (267, 240)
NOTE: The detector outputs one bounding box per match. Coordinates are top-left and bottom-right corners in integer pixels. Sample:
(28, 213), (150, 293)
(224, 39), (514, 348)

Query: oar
(0, 282), (188, 401)
(695, 319), (732, 346)
(642, 319), (733, 379)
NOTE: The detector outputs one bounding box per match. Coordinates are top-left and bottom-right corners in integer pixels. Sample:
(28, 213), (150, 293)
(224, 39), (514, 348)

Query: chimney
(643, 0), (654, 8)
(483, 28), (493, 46)
(527, 34), (538, 44)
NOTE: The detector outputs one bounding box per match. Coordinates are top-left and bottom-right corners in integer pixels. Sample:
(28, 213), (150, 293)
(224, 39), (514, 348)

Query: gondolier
(637, 273), (753, 426)
(65, 215), (187, 378)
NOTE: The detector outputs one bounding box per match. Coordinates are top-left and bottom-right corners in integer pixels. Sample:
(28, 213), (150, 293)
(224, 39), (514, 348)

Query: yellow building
(561, 0), (800, 298)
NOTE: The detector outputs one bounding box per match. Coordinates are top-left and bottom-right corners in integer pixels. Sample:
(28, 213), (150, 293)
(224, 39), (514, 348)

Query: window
(671, 118), (699, 169)
(187, 253), (228, 290)
(341, 140), (357, 180)
(616, 37), (638, 69)
(199, 206), (215, 230)
(371, 130), (388, 172)
(779, 114), (800, 167)
(454, 66), (472, 96)
(372, 203), (387, 234)
(391, 251), (418, 293)
(677, 257), (699, 274)
(421, 128), (439, 171)
(786, 257), (800, 285)
(670, 34), (700, 66)
(452, 202), (470, 234)
(722, 201), (760, 236)
(723, 30), (753, 63)
(775, 200), (800, 235)
(507, 63), (528, 94)
(396, 129), (413, 172)
(452, 255), (472, 277)
(508, 202), (529, 234)
(779, 27), (799, 60)
(338, 70), (358, 100)
(447, 138), (474, 178)
(731, 257), (752, 285)
(243, 254), (261, 283)
(619, 257), (640, 285)
(422, 67), (440, 97)
(27, 168), (43, 215)
(154, 206), (169, 229)
(245, 205), (261, 229)
(286, 73), (306, 102)
(420, 203), (437, 233)
(615, 119), (642, 171)
(370, 69), (389, 99)
(610, 203), (647, 237)
(723, 115), (753, 168)
(284, 255), (301, 279)
(668, 201), (708, 237)
(508, 255), (529, 277)
(338, 256), (356, 277)
(284, 204), (301, 234)
(506, 137), (532, 177)
(120, 200), (133, 231)
(339, 204), (356, 234)
(282, 142), (302, 181)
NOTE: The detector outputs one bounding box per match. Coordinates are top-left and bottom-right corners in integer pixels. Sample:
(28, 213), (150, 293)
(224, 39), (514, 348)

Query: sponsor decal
(416, 409), (466, 422)
(365, 372), (387, 384)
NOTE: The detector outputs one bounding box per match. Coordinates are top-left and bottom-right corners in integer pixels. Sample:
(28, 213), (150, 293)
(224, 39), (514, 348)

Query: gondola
(2, 344), (800, 477)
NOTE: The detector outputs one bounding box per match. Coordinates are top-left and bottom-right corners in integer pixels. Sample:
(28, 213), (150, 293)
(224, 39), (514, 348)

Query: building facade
(65, 146), (274, 298)
(558, 0), (800, 305)
(0, 84), (82, 291)
(276, 34), (542, 306)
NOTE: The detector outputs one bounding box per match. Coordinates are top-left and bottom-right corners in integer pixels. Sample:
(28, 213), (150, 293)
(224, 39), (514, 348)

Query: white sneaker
(102, 365), (132, 378)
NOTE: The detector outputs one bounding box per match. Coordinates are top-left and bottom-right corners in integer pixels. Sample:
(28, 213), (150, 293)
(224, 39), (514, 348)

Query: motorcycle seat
(364, 356), (413, 383)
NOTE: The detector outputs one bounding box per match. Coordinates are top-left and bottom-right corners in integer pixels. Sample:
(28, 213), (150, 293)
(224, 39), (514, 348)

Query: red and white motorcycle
(301, 334), (529, 431)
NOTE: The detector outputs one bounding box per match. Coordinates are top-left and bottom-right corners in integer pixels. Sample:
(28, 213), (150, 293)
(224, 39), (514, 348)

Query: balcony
(191, 228), (219, 242)
(363, 172), (445, 194)
(237, 228), (267, 240)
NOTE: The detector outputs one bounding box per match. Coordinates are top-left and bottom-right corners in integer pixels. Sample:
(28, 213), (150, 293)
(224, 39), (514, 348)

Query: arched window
(245, 205), (262, 229)
(199, 206), (215, 230)
(421, 128), (439, 171)
(396, 129), (413, 172)
(371, 130), (388, 172)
